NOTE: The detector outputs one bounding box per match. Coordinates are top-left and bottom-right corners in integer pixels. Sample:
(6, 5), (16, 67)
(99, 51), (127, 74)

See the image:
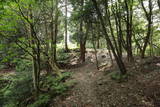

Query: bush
(57, 53), (70, 61)
(0, 75), (10, 106)
(41, 72), (72, 94)
(15, 59), (32, 72)
(3, 71), (33, 106)
(57, 48), (71, 61)
(28, 72), (73, 107)
(28, 94), (50, 107)
(1, 61), (73, 107)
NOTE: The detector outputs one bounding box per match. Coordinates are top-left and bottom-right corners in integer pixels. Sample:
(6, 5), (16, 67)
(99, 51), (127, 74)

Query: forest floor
(51, 49), (160, 107)
(1, 49), (160, 107)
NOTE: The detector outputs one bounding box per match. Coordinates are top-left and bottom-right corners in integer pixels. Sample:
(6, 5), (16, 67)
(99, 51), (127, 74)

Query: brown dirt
(51, 62), (102, 107)
(50, 50), (160, 107)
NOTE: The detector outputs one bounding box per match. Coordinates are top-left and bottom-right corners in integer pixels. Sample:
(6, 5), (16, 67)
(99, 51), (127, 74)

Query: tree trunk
(32, 57), (38, 94)
(54, 0), (59, 61)
(29, 7), (40, 94)
(124, 0), (133, 61)
(51, 0), (55, 62)
(97, 37), (100, 49)
(140, 0), (153, 58)
(92, 0), (127, 75)
(112, 2), (123, 58)
(97, 30), (100, 49)
(158, 0), (160, 9)
(80, 43), (86, 62)
(79, 0), (85, 62)
(91, 23), (99, 70)
(65, 0), (69, 52)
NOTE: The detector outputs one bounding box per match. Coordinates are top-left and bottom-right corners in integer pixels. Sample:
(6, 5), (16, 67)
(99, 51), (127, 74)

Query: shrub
(1, 62), (73, 107)
(57, 53), (70, 61)
(57, 48), (71, 61)
(28, 72), (73, 107)
(0, 75), (10, 106)
(15, 59), (32, 72)
(28, 94), (50, 107)
(41, 72), (72, 93)
(3, 71), (33, 106)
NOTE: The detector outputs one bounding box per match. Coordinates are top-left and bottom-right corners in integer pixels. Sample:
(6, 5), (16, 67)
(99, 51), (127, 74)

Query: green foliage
(57, 49), (70, 61)
(28, 72), (73, 107)
(3, 71), (33, 106)
(28, 94), (50, 107)
(0, 75), (10, 106)
(49, 72), (71, 84)
(41, 72), (72, 92)
(0, 38), (23, 69)
(15, 59), (32, 72)
(0, 69), (73, 107)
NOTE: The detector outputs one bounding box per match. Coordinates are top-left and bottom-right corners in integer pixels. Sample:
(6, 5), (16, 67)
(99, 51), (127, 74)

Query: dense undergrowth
(0, 58), (74, 107)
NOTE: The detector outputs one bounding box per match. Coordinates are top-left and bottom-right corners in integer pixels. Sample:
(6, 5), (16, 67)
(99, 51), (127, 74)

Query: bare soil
(51, 50), (160, 107)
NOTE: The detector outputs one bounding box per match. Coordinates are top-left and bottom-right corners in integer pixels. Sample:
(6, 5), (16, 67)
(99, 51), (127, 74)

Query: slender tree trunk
(29, 6), (40, 94)
(51, 0), (58, 62)
(80, 0), (85, 62)
(49, 0), (62, 77)
(37, 40), (41, 90)
(96, 23), (100, 49)
(105, 0), (121, 60)
(117, 0), (123, 59)
(80, 23), (89, 63)
(80, 43), (86, 62)
(97, 37), (100, 49)
(133, 33), (142, 54)
(141, 20), (152, 58)
(108, 45), (113, 66)
(158, 0), (160, 9)
(32, 57), (38, 93)
(51, 0), (55, 62)
(92, 0), (127, 75)
(44, 18), (51, 73)
(65, 0), (69, 52)
(91, 23), (99, 70)
(44, 19), (49, 55)
(140, 0), (153, 58)
(124, 0), (133, 61)
(111, 1), (122, 58)
(54, 0), (59, 61)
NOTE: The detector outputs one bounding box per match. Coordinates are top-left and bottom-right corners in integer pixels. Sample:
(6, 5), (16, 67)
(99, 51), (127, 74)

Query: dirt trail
(51, 49), (111, 107)
(52, 62), (104, 107)
(51, 51), (160, 107)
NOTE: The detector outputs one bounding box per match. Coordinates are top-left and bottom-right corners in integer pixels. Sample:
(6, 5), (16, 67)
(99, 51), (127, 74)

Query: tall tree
(91, 0), (127, 75)
(64, 0), (69, 52)
(14, 0), (41, 94)
(111, 0), (123, 59)
(140, 0), (153, 58)
(79, 0), (86, 62)
(124, 0), (134, 61)
(49, 0), (62, 77)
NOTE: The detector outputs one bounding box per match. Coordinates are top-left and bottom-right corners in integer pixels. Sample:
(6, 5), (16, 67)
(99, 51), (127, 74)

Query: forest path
(50, 51), (160, 107)
(51, 49), (112, 107)
(52, 62), (105, 107)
